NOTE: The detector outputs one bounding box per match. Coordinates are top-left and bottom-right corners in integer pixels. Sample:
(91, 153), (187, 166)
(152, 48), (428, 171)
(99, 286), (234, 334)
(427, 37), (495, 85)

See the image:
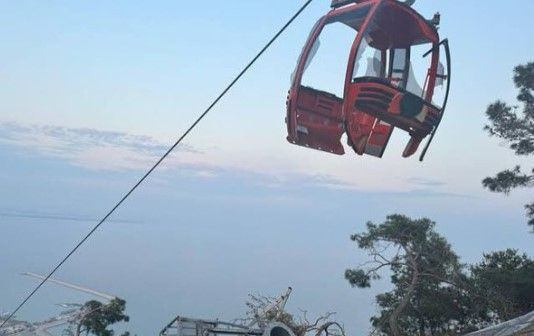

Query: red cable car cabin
(286, 0), (450, 161)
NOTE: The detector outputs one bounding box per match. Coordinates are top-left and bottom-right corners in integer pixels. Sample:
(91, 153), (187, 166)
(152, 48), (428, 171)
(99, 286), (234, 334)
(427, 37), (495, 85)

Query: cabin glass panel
(352, 37), (385, 79)
(351, 2), (437, 98)
(408, 43), (434, 97)
(300, 5), (371, 98)
(430, 43), (450, 108)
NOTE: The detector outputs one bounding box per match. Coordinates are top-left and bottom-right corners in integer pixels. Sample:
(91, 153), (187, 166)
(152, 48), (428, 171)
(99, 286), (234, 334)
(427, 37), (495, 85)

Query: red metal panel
(365, 120), (394, 157)
(288, 86), (345, 155)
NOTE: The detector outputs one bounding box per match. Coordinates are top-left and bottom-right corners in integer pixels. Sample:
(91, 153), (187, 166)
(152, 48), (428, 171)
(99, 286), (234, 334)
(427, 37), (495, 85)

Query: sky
(0, 0), (533, 335)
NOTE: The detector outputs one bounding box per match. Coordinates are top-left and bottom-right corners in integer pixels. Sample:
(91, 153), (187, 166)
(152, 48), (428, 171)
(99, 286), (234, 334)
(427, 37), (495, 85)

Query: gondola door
(342, 3), (391, 157)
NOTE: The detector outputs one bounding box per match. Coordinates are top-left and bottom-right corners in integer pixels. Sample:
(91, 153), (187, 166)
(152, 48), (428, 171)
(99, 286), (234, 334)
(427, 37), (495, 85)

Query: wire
(0, 0), (314, 329)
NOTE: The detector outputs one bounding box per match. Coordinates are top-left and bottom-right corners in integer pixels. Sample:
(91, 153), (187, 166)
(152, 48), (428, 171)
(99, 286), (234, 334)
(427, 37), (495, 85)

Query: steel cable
(0, 0), (313, 328)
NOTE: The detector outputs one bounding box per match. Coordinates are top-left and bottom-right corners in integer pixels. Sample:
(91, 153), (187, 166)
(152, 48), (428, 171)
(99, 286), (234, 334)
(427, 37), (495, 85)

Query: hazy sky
(0, 1), (533, 335)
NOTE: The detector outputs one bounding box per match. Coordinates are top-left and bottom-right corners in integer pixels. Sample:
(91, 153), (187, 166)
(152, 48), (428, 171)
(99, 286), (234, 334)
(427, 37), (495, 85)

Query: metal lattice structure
(159, 317), (264, 336)
(160, 289), (297, 336)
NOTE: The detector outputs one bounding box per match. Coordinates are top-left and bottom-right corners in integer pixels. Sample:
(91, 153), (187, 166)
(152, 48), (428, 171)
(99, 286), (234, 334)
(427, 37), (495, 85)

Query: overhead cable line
(0, 0), (314, 329)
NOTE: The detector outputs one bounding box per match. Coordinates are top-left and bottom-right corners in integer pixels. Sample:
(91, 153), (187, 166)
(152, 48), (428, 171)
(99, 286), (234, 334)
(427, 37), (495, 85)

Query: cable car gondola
(286, 0), (450, 161)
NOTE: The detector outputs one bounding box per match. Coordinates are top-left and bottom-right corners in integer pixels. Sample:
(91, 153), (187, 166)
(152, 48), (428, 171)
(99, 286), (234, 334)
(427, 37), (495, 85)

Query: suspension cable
(0, 0), (313, 328)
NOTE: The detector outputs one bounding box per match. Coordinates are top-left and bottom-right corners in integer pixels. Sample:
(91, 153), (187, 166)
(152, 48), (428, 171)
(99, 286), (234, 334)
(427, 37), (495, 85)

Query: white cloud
(405, 177), (447, 187)
(0, 121), (465, 196)
(0, 122), (197, 171)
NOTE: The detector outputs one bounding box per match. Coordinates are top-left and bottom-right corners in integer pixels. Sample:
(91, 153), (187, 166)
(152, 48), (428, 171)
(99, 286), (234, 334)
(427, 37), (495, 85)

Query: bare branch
(242, 292), (344, 336)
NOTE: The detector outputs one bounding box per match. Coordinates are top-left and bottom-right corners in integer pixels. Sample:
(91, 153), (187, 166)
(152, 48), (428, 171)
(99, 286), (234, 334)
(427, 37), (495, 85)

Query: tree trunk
(388, 268), (419, 336)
